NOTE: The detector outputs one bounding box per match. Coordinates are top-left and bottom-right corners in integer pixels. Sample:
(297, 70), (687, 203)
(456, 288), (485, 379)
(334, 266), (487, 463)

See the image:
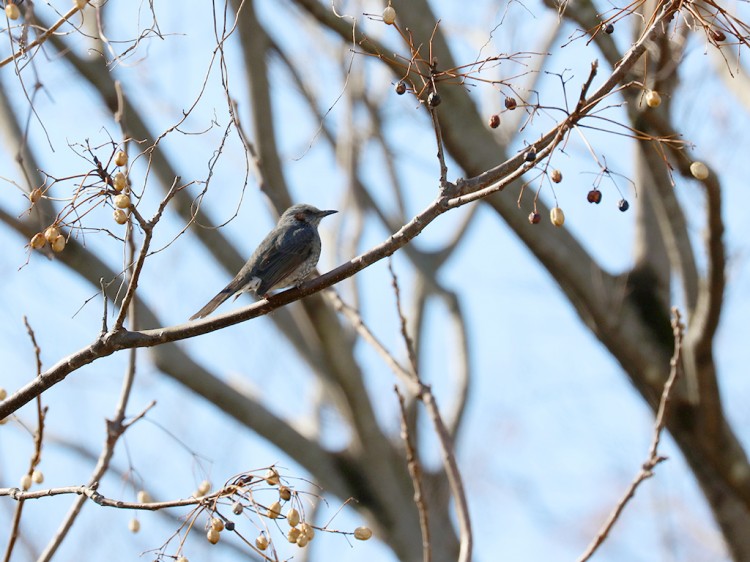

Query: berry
(488, 114), (500, 129)
(645, 90), (661, 108)
(114, 150), (128, 167)
(550, 169), (562, 183)
(395, 81), (406, 95)
(382, 6), (396, 25)
(354, 526), (373, 540)
(690, 161), (709, 180)
(587, 189), (602, 204)
(524, 149), (536, 162)
(528, 212), (541, 225)
(5, 3), (20, 20)
(618, 199), (630, 212)
(504, 96), (517, 110)
(427, 91), (441, 108)
(603, 23), (614, 34)
(550, 207), (565, 227)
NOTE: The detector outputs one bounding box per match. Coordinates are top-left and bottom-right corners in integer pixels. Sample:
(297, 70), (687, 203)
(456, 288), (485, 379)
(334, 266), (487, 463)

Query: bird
(189, 203), (337, 320)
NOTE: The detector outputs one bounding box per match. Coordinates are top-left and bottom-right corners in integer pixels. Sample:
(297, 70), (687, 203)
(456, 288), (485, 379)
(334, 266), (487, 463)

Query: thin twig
(395, 386), (431, 562)
(577, 308), (685, 562)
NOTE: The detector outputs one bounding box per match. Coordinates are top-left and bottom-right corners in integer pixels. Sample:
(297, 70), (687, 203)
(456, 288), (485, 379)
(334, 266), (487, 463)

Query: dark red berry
(528, 212), (541, 224)
(488, 114), (500, 129)
(225, 521), (235, 531)
(711, 29), (726, 42)
(395, 81), (406, 95)
(618, 199), (630, 212)
(504, 96), (517, 110)
(524, 149), (536, 162)
(587, 189), (602, 204)
(603, 23), (614, 34)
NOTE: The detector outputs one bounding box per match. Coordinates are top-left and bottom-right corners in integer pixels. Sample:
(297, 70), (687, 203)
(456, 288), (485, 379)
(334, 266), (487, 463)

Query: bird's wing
(251, 224), (315, 294)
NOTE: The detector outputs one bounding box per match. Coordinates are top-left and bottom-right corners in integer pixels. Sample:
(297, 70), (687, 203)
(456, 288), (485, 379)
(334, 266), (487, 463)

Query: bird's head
(282, 204), (338, 226)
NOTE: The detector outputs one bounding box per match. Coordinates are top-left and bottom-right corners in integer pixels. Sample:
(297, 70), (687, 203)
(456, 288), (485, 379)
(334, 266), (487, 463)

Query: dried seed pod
(354, 526), (373, 540)
(278, 485), (292, 501)
(206, 528), (220, 544)
(382, 5), (396, 25)
(51, 235), (66, 253)
(287, 507), (300, 527)
(645, 90), (661, 108)
(44, 226), (60, 242)
(690, 161), (709, 180)
(265, 468), (280, 486)
(550, 206), (565, 227)
(113, 172), (127, 192)
(114, 150), (128, 167)
(267, 501), (282, 519)
(20, 474), (32, 491)
(5, 3), (20, 20)
(114, 194), (131, 209)
(30, 233), (46, 249)
(488, 114), (500, 129)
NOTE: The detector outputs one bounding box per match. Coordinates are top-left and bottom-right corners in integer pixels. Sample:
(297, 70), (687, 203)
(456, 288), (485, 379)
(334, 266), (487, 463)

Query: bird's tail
(188, 287), (235, 320)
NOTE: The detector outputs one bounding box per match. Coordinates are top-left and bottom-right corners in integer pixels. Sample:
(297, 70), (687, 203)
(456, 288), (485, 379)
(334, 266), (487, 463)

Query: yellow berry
(51, 235), (66, 253)
(354, 526), (372, 540)
(287, 527), (301, 543)
(176, 557), (188, 562)
(114, 194), (131, 209)
(645, 90), (662, 108)
(690, 161), (709, 180)
(550, 206), (565, 227)
(264, 468), (279, 486)
(74, 0), (87, 9)
(267, 500), (281, 519)
(0, 388), (6, 400)
(136, 490), (152, 503)
(128, 518), (140, 533)
(31, 470), (44, 484)
(206, 528), (220, 544)
(296, 534), (309, 548)
(44, 226), (60, 242)
(113, 172), (127, 192)
(113, 209), (128, 225)
(210, 517), (224, 532)
(114, 150), (128, 167)
(255, 534), (269, 551)
(196, 480), (211, 496)
(382, 5), (396, 24)
(20, 474), (32, 491)
(286, 507), (300, 527)
(30, 233), (46, 249)
(300, 522), (315, 540)
(5, 3), (20, 20)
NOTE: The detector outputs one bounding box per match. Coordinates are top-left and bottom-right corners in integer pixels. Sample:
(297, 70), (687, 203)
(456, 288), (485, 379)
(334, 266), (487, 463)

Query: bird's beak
(319, 209), (338, 218)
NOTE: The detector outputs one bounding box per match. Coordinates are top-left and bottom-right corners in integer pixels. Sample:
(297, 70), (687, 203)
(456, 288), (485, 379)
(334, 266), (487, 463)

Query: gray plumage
(189, 204), (337, 320)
